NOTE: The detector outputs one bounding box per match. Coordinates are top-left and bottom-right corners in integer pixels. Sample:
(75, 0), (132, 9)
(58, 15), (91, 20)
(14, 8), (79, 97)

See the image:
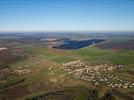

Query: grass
(75, 47), (112, 57)
(7, 75), (22, 84)
(22, 86), (90, 100)
(74, 47), (115, 63)
(48, 55), (77, 63)
(0, 75), (23, 90)
(74, 87), (89, 100)
(74, 47), (134, 66)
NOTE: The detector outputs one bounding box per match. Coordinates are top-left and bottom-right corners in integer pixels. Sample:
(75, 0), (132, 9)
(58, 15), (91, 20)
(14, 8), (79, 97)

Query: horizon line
(1, 30), (134, 33)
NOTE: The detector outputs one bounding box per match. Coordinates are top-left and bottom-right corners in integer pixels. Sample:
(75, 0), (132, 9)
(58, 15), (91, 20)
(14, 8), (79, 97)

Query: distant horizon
(0, 31), (134, 33)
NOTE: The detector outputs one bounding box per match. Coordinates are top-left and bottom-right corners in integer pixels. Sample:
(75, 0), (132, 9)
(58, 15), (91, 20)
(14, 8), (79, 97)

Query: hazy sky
(0, 0), (134, 32)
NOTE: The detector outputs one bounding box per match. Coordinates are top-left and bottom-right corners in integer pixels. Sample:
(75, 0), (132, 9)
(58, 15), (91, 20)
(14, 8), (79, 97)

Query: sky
(0, 0), (134, 32)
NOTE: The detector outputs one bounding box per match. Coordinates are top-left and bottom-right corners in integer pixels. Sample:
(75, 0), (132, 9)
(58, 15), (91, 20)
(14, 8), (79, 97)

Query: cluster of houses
(13, 66), (31, 75)
(62, 60), (134, 89)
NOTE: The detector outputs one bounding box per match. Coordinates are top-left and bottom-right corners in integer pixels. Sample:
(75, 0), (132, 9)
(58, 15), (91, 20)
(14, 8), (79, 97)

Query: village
(62, 60), (134, 89)
(13, 66), (31, 75)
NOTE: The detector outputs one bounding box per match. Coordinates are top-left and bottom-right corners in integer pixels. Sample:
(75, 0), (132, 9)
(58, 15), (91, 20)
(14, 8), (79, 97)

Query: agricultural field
(0, 33), (134, 100)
